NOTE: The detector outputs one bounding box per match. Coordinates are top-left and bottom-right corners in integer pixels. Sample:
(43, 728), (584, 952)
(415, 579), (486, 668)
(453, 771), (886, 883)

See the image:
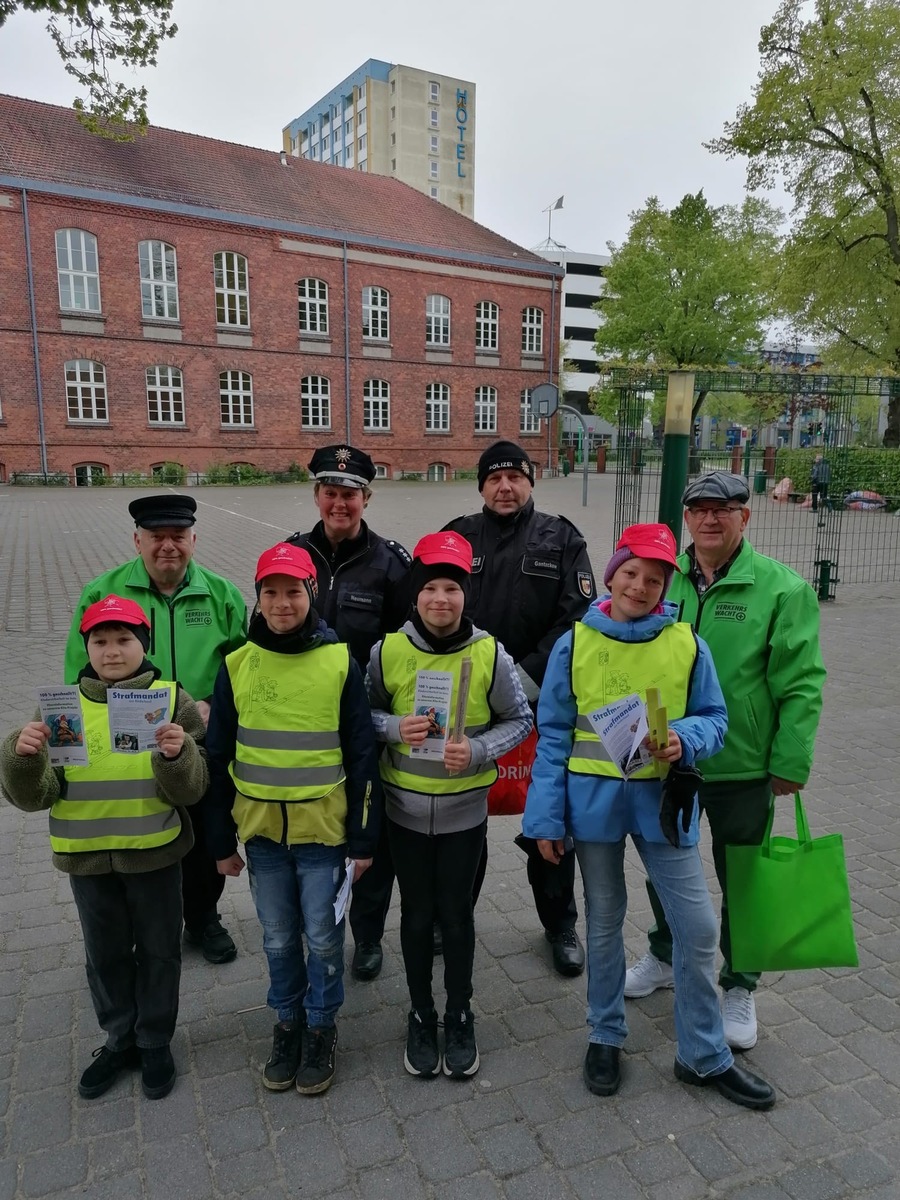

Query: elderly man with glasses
(624, 472), (825, 1051)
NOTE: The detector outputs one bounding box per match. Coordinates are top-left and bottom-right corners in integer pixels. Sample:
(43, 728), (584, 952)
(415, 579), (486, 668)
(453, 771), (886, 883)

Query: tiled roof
(0, 94), (553, 274)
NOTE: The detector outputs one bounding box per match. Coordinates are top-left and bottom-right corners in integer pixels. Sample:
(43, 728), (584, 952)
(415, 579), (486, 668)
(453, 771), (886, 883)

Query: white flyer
(108, 688), (172, 754)
(334, 859), (356, 923)
(409, 670), (454, 761)
(587, 692), (653, 779)
(37, 686), (89, 766)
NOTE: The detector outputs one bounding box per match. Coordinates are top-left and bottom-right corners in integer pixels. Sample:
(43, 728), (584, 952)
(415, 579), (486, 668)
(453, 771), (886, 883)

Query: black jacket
(443, 498), (595, 693)
(287, 521), (412, 669)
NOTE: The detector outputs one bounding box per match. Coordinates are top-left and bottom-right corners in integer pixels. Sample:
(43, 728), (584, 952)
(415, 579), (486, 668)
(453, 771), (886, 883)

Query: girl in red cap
(1, 595), (208, 1103)
(366, 531), (532, 1080)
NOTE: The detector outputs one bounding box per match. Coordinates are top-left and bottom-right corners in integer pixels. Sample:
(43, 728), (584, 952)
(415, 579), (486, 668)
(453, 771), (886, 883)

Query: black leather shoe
(141, 1045), (176, 1100)
(351, 941), (383, 981)
(674, 1060), (776, 1110)
(78, 1044), (140, 1099)
(583, 1044), (621, 1096)
(185, 915), (237, 965)
(545, 928), (585, 977)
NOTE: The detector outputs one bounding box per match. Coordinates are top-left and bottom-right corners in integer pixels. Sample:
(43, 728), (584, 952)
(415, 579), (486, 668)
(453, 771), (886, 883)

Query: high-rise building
(282, 59), (475, 217)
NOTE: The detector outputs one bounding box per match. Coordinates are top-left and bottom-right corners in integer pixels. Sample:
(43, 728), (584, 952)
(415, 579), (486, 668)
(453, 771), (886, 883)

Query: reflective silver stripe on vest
(237, 726), (342, 751)
(232, 761), (345, 789)
(573, 715), (614, 761)
(49, 810), (180, 838)
(387, 746), (483, 780)
(65, 779), (158, 801)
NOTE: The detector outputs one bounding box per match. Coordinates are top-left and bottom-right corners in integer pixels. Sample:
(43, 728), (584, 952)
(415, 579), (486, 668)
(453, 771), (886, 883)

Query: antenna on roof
(279, 151), (288, 166)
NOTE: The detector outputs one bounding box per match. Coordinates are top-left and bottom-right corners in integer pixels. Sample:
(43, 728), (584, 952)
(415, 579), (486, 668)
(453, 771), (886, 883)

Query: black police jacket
(443, 498), (595, 692)
(286, 521), (411, 669)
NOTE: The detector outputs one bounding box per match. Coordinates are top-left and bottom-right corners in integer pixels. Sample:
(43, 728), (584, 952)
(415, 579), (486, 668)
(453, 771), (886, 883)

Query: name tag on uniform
(523, 556), (561, 579)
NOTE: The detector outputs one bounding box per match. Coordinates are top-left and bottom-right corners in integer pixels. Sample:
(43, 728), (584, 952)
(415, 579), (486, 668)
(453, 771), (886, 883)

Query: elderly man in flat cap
(624, 471), (826, 1050)
(64, 494), (248, 965)
(286, 445), (411, 983)
(444, 439), (597, 977)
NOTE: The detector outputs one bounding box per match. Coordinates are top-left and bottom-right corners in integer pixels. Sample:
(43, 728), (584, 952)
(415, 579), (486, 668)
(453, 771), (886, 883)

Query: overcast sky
(0, 0), (785, 252)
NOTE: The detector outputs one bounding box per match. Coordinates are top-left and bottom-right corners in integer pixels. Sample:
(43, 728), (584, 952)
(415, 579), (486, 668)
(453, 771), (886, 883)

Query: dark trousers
(181, 801), (225, 932)
(811, 482), (828, 513)
(69, 862), (183, 1050)
(646, 778), (773, 992)
(349, 815), (395, 945)
(473, 836), (578, 934)
(388, 818), (486, 1013)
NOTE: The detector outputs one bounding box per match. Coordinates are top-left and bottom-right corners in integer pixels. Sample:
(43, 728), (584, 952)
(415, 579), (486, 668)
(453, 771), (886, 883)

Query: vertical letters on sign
(456, 89), (468, 179)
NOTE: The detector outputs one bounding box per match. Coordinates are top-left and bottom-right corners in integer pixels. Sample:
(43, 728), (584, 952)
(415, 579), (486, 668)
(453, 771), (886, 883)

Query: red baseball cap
(615, 523), (679, 568)
(413, 531), (473, 573)
(255, 542), (317, 583)
(80, 594), (151, 635)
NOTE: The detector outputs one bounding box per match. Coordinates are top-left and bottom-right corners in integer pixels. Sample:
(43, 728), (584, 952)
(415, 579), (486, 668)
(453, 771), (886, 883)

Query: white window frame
(430, 186), (439, 199)
(429, 160), (439, 180)
(146, 365), (185, 425)
(425, 382), (450, 432)
(522, 306), (544, 354)
(430, 134), (439, 154)
(429, 108), (439, 128)
(520, 388), (541, 434)
(427, 462), (447, 482)
(358, 133), (367, 153)
(425, 294), (451, 346)
(56, 229), (101, 313)
(475, 300), (499, 351)
(301, 375), (332, 429)
(429, 81), (440, 103)
(298, 278), (329, 335)
(363, 379), (391, 431)
(362, 286), (390, 340)
(219, 370), (254, 426)
(139, 240), (179, 321)
(65, 360), (107, 421)
(374, 462), (389, 479)
(214, 252), (250, 327)
(475, 385), (498, 434)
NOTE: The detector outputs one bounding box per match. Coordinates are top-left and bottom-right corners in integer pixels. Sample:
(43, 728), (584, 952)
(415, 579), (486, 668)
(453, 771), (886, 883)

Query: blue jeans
(575, 837), (733, 1078)
(246, 837), (346, 1028)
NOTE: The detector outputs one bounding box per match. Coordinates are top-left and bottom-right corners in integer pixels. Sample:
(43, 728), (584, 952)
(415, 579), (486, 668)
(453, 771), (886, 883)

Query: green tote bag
(726, 793), (858, 973)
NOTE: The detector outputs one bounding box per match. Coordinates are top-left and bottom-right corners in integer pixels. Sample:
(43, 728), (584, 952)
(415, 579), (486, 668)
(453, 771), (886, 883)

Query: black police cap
(128, 494), (197, 529)
(682, 471), (750, 506)
(308, 444), (376, 489)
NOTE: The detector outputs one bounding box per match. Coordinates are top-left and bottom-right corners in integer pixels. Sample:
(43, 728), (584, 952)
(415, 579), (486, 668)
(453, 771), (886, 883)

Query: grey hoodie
(366, 620), (532, 835)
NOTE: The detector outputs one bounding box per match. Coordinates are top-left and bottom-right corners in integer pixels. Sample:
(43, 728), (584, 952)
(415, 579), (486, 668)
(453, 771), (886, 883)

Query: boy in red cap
(0, 595), (208, 1102)
(204, 543), (381, 1097)
(522, 525), (777, 1111)
(366, 532), (532, 1079)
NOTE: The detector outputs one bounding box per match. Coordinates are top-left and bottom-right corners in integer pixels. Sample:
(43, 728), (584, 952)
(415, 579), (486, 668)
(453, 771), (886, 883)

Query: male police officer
(64, 494), (248, 964)
(444, 440), (596, 975)
(625, 472), (825, 1048)
(287, 445), (411, 981)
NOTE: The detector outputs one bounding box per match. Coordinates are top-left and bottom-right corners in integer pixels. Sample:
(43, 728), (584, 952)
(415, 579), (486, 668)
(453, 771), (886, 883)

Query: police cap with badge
(128, 494), (197, 528)
(308, 445), (376, 490)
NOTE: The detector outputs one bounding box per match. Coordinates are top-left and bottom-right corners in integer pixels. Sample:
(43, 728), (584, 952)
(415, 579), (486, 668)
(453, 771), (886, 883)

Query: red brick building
(0, 95), (562, 484)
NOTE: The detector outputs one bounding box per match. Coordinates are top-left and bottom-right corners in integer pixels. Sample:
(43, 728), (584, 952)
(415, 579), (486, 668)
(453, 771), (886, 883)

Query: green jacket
(64, 559), (248, 701)
(668, 539), (825, 785)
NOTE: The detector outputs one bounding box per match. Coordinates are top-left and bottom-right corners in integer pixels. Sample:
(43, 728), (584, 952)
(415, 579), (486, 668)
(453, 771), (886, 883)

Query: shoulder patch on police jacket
(577, 571), (594, 599)
(385, 540), (412, 567)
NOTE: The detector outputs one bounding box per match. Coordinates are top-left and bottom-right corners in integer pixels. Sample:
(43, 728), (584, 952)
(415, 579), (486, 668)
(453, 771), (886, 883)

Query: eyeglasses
(686, 505), (745, 519)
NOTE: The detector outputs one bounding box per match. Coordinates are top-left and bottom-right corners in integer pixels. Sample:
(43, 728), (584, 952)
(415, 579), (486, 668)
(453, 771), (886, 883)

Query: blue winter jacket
(521, 599), (727, 846)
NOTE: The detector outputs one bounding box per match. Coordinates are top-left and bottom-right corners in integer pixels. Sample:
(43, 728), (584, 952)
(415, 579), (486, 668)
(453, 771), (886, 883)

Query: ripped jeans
(246, 837), (346, 1027)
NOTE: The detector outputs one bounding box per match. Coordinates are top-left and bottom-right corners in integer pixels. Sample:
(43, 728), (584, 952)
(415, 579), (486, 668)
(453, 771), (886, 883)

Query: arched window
(214, 252), (250, 326)
(520, 388), (540, 435)
(363, 379), (390, 431)
(65, 360), (107, 421)
(56, 229), (100, 312)
(425, 294), (451, 345)
(425, 383), (450, 432)
(362, 286), (390, 340)
(475, 300), (498, 351)
(301, 376), (331, 429)
(139, 241), (179, 320)
(298, 278), (329, 335)
(146, 366), (185, 425)
(474, 385), (497, 434)
(426, 462), (447, 482)
(73, 463), (107, 487)
(521, 307), (544, 354)
(219, 370), (253, 425)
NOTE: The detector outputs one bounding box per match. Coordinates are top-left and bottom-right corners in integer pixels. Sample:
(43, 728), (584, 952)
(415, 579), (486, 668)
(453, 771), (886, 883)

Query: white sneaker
(624, 953), (675, 998)
(722, 987), (758, 1050)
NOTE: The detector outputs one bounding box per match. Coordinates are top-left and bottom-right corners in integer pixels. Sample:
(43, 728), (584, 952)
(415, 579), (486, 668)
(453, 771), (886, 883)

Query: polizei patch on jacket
(577, 571), (593, 598)
(711, 602), (747, 622)
(184, 609), (213, 627)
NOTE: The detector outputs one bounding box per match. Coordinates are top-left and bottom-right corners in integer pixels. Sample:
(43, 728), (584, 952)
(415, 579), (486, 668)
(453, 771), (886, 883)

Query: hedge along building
(0, 95), (561, 484)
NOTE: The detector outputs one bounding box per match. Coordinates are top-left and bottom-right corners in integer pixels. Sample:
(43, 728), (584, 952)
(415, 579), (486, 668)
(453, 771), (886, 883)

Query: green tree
(594, 191), (781, 420)
(0, 1), (177, 139)
(708, 0), (900, 447)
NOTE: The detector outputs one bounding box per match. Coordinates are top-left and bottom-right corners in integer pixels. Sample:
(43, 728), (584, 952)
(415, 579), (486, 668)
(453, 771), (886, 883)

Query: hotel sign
(456, 89), (469, 178)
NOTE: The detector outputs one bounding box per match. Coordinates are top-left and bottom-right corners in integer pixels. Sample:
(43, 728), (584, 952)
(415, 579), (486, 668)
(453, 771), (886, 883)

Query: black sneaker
(442, 1010), (479, 1078)
(264, 1019), (303, 1091)
(404, 1009), (440, 1078)
(141, 1045), (176, 1100)
(296, 1025), (337, 1095)
(545, 928), (585, 977)
(185, 915), (237, 965)
(78, 1044), (140, 1099)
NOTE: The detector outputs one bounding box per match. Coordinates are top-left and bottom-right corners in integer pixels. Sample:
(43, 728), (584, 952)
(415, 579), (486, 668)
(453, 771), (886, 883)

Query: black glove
(659, 764), (703, 848)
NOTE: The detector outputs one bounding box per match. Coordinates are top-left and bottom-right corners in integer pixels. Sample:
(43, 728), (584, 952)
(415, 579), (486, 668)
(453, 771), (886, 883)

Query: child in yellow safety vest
(0, 594), (208, 1103)
(366, 531), (532, 1080)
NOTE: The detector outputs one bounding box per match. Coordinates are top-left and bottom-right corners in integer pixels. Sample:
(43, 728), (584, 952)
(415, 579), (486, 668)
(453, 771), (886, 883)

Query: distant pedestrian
(811, 454), (832, 513)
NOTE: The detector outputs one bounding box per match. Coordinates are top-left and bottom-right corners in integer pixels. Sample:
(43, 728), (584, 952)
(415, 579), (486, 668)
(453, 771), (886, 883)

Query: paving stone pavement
(1, 479), (899, 1200)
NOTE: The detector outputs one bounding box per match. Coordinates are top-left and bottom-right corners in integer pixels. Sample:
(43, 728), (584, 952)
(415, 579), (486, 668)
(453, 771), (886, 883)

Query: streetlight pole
(658, 371), (695, 547)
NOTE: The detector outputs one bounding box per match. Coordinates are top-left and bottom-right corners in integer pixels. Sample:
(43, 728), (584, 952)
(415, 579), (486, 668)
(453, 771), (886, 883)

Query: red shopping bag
(487, 728), (538, 816)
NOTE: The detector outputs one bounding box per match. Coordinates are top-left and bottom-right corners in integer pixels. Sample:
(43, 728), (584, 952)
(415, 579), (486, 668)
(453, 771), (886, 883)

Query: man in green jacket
(64, 494), (248, 964)
(624, 472), (825, 1051)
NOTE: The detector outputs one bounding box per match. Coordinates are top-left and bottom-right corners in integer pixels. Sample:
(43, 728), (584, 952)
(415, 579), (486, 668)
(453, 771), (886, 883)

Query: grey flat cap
(682, 471), (750, 505)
